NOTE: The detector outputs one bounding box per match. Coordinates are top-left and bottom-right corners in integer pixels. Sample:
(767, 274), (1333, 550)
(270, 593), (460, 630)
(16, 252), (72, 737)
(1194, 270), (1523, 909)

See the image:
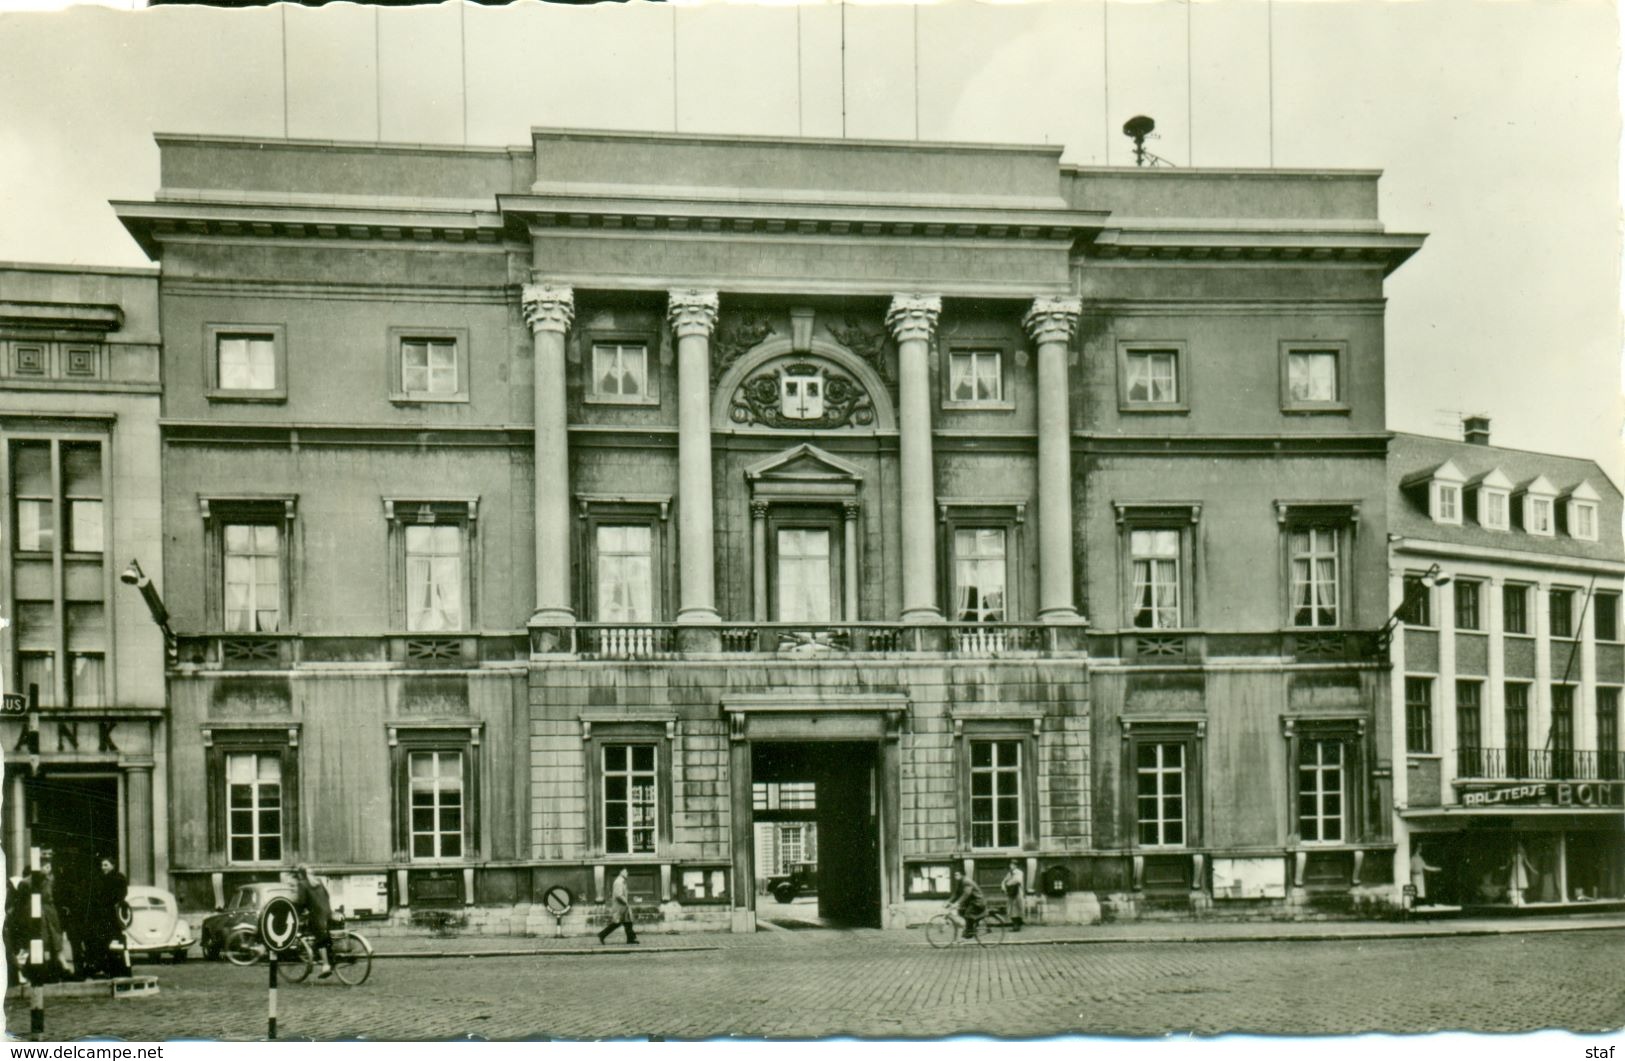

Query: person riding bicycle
(945, 869), (986, 942)
(292, 865), (335, 979)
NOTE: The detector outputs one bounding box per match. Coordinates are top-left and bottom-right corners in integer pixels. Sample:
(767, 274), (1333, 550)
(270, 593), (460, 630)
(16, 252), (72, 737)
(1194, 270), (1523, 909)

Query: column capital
(521, 283), (575, 334)
(750, 499), (770, 519)
(1023, 296), (1083, 345)
(667, 289), (720, 338)
(885, 294), (942, 343)
(842, 500), (861, 521)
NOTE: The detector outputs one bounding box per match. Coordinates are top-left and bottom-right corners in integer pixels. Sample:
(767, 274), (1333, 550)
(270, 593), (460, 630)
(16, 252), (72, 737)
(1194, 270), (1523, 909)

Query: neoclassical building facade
(109, 128), (1424, 930)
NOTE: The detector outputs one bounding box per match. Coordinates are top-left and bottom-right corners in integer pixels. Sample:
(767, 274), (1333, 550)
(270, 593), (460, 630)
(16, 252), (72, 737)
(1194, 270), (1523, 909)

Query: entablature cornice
(112, 199), (516, 258)
(1083, 229), (1425, 275)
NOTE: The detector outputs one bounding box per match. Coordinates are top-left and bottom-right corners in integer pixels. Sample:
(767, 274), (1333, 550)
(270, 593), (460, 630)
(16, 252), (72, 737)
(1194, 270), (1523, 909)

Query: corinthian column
(886, 294), (943, 624)
(522, 283), (576, 624)
(1024, 296), (1082, 622)
(669, 290), (721, 624)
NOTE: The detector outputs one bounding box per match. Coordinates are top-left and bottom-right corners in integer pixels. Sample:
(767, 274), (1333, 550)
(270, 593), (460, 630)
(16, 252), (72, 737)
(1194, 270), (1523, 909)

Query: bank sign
(1459, 781), (1625, 809)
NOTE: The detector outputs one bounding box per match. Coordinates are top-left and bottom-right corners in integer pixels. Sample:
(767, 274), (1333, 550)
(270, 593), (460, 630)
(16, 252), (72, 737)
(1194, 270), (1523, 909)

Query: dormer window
(1562, 480), (1602, 542)
(1434, 483), (1461, 524)
(1516, 475), (1558, 537)
(1467, 467), (1513, 531)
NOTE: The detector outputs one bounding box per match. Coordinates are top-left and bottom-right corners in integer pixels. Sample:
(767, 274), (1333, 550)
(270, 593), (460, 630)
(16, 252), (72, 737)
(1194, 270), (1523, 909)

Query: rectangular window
(595, 525), (653, 622)
(1124, 349), (1179, 405)
(1503, 584), (1529, 635)
(401, 338), (458, 396)
(1435, 484), (1461, 523)
(1289, 526), (1340, 628)
(1456, 681), (1483, 776)
(591, 343), (649, 400)
(19, 653), (55, 708)
(1572, 502), (1598, 540)
(1297, 739), (1344, 843)
(947, 350), (1003, 404)
(1596, 592), (1620, 642)
(1136, 742), (1186, 847)
(223, 524), (282, 633)
(1405, 677), (1434, 754)
(969, 740), (1022, 849)
(1599, 688), (1620, 781)
(1454, 580), (1481, 631)
(217, 334), (277, 391)
(62, 443), (103, 553)
(69, 653), (105, 709)
(775, 527), (832, 622)
(602, 744), (657, 855)
(953, 528), (1007, 623)
(1130, 529), (1181, 629)
(1401, 573), (1432, 627)
(1505, 682), (1530, 778)
(12, 441), (54, 552)
(1286, 349), (1339, 404)
(409, 750), (464, 860)
(1528, 497), (1554, 535)
(1550, 588), (1575, 639)
(1482, 490), (1509, 530)
(405, 524), (465, 632)
(1551, 685), (1575, 779)
(226, 752), (283, 864)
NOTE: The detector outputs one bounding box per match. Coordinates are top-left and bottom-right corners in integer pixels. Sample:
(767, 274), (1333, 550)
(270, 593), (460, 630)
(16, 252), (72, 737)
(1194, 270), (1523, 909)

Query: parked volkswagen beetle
(118, 886), (194, 963)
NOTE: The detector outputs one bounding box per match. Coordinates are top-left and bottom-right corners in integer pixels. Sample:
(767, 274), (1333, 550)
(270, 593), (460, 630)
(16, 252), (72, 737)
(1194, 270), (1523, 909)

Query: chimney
(1463, 415), (1491, 446)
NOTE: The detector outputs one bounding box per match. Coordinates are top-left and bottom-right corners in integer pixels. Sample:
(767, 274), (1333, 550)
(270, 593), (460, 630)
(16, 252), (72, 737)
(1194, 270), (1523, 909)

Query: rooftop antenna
(1122, 115), (1172, 167)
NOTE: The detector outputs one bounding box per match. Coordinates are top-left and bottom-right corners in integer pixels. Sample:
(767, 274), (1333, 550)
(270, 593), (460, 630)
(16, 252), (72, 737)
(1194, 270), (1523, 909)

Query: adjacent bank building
(0, 262), (169, 895)
(110, 127), (1427, 932)
(1388, 420), (1625, 912)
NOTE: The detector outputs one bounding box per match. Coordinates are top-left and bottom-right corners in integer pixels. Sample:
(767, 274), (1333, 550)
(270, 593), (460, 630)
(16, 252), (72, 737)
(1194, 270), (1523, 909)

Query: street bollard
(28, 844), (44, 1040)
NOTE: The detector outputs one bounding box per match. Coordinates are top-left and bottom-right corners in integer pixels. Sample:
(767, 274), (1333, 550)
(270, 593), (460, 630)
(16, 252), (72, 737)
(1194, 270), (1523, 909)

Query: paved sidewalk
(358, 910), (1625, 958)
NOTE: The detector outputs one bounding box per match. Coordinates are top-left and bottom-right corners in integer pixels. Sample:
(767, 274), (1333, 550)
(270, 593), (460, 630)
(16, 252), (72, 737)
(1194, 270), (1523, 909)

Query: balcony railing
(1456, 746), (1625, 782)
(539, 621), (1089, 660)
(1092, 629), (1384, 665)
(175, 632), (530, 671)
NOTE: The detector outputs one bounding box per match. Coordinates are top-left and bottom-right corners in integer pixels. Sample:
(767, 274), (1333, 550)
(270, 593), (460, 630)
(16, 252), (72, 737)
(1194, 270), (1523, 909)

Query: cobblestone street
(8, 927), (1625, 1041)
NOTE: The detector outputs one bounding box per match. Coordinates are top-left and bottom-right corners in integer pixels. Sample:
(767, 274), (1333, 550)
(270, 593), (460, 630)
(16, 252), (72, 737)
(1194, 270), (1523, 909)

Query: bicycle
(924, 906), (1009, 948)
(223, 915), (373, 986)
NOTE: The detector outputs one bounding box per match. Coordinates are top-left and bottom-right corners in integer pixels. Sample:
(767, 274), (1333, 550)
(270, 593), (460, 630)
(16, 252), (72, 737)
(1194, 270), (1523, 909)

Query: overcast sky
(0, 0), (1619, 482)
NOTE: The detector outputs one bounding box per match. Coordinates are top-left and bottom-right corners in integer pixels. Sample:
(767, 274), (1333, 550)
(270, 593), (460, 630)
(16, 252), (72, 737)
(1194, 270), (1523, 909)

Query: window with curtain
(226, 751), (283, 863)
(224, 523), (281, 633)
(1286, 349), (1338, 403)
(1129, 529), (1181, 629)
(1125, 349), (1179, 404)
(596, 524), (653, 622)
(591, 343), (648, 399)
(954, 528), (1007, 623)
(947, 350), (1003, 403)
(406, 524), (464, 632)
(401, 338), (458, 396)
(1290, 526), (1340, 627)
(776, 528), (832, 622)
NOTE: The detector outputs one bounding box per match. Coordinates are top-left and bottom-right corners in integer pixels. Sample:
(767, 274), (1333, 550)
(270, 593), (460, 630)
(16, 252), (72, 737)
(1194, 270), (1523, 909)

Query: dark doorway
(752, 741), (880, 927)
(28, 774), (120, 948)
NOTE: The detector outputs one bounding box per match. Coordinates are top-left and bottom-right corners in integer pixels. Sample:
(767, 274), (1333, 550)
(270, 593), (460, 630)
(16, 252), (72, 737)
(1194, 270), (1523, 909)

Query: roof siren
(1122, 115), (1171, 168)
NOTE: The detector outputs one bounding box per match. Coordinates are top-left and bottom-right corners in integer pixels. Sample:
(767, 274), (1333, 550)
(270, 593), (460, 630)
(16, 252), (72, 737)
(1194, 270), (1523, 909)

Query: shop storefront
(1405, 780), (1625, 910)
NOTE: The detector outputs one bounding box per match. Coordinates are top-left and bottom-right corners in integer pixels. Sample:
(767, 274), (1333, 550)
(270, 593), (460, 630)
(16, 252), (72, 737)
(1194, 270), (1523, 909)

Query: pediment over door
(744, 443), (864, 502)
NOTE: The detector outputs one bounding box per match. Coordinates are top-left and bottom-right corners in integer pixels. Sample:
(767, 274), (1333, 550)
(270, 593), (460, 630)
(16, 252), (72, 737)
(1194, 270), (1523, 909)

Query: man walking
(597, 868), (639, 945)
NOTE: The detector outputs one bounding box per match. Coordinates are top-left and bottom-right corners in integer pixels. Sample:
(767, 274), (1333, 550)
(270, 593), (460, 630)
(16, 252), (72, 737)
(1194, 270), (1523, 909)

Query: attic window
(1562, 481), (1601, 542)
(1481, 489), (1509, 530)
(1468, 467), (1513, 531)
(1432, 482), (1461, 525)
(1517, 476), (1558, 537)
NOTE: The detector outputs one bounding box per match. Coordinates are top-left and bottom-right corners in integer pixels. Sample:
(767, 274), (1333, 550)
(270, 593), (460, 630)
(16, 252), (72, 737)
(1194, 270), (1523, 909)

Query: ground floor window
(969, 739), (1022, 849)
(1136, 742), (1185, 846)
(226, 752), (282, 864)
(1423, 830), (1624, 906)
(409, 750), (464, 860)
(1297, 740), (1345, 843)
(603, 743), (658, 855)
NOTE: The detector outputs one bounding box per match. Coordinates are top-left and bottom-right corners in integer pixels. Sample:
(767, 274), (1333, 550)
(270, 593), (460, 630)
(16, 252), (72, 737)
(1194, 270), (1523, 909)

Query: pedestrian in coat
(81, 856), (128, 978)
(1001, 860), (1026, 931)
(1409, 845), (1442, 905)
(597, 868), (639, 945)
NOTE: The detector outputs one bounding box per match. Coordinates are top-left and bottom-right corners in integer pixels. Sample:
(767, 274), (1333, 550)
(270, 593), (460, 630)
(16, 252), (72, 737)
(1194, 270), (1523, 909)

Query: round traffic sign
(259, 895), (300, 951)
(543, 885), (573, 917)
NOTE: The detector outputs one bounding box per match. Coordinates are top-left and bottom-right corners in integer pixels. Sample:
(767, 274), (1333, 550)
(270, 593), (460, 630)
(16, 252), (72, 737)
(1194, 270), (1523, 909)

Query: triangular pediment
(744, 443), (865, 484)
(1467, 467), (1513, 490)
(1516, 474), (1557, 497)
(1562, 479), (1601, 502)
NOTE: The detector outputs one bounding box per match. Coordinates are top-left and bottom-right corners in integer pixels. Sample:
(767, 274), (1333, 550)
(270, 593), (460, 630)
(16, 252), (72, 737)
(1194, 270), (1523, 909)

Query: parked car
(200, 882), (295, 960)
(767, 862), (818, 904)
(118, 886), (194, 963)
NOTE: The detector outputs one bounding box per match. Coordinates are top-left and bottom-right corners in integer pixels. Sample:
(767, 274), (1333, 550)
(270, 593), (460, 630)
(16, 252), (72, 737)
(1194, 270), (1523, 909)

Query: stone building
(108, 128), (1424, 931)
(0, 262), (169, 898)
(1388, 420), (1625, 911)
